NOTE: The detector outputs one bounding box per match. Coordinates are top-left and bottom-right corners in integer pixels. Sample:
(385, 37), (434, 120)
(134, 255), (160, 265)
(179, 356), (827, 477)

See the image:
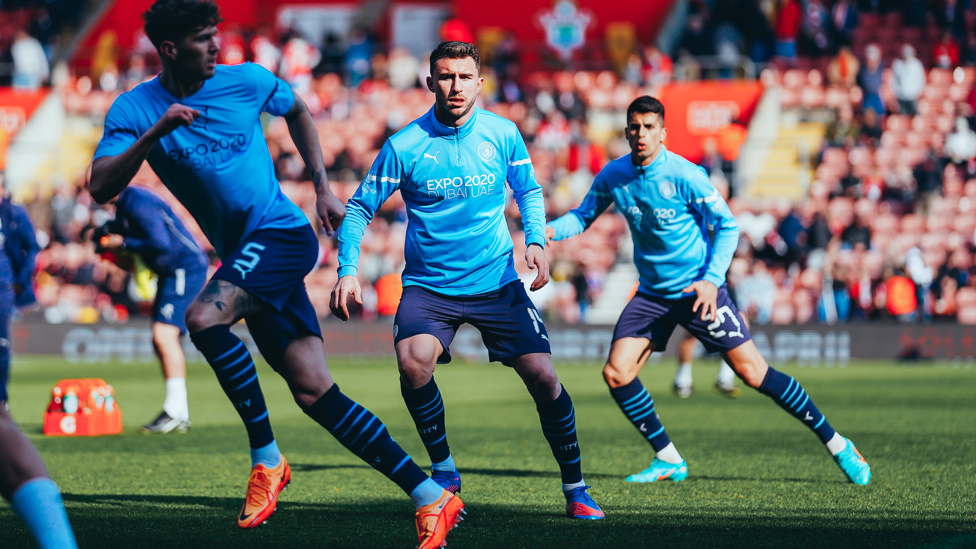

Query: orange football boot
(237, 454), (291, 529)
(416, 489), (465, 549)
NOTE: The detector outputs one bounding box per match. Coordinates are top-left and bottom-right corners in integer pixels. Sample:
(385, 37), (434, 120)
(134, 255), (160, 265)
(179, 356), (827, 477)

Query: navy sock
(189, 325), (274, 449)
(11, 478), (78, 549)
(609, 377), (671, 452)
(305, 384), (428, 494)
(536, 385), (583, 485)
(401, 377), (451, 464)
(757, 367), (836, 443)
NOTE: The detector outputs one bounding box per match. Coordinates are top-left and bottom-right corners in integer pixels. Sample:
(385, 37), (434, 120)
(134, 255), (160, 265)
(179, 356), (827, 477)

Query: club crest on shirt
(478, 141), (496, 162)
(659, 181), (676, 199)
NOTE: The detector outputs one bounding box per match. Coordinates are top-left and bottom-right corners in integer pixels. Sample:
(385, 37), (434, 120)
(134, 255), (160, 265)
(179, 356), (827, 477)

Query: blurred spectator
(280, 30), (321, 93)
(717, 118), (748, 185)
(906, 247), (933, 321)
(800, 0), (831, 58)
(830, 0), (858, 47)
(882, 267), (918, 321)
(250, 24), (280, 74)
(736, 261), (776, 324)
(774, 0), (803, 62)
(825, 105), (859, 147)
(892, 45), (926, 116)
(343, 29), (372, 87)
(913, 149), (944, 217)
(642, 46), (673, 90)
(714, 21), (744, 77)
(388, 48), (419, 90)
(841, 214), (871, 248)
(933, 31), (961, 69)
(944, 116), (976, 165)
(858, 44), (885, 115)
(859, 108), (883, 146)
(679, 5), (714, 57)
(827, 46), (860, 89)
(961, 31), (976, 67)
(11, 29), (49, 90)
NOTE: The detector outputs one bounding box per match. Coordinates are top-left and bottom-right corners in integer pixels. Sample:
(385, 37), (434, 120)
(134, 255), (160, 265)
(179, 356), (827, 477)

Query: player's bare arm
(90, 104), (199, 204)
(526, 243), (550, 291)
(329, 275), (362, 321)
(283, 92), (345, 235)
(682, 279), (718, 322)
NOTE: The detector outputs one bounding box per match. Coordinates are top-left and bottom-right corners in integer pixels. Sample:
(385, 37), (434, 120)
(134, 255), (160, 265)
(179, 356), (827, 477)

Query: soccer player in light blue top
(547, 96), (871, 485)
(332, 42), (604, 520)
(89, 1), (463, 545)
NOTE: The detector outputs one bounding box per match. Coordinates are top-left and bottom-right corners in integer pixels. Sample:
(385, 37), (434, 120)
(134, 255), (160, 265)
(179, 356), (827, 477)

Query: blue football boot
(431, 467), (461, 494)
(625, 458), (689, 483)
(833, 437), (871, 485)
(565, 485), (605, 520)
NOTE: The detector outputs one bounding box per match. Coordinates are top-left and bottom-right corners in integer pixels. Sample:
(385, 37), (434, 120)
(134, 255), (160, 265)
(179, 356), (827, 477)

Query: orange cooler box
(43, 378), (122, 436)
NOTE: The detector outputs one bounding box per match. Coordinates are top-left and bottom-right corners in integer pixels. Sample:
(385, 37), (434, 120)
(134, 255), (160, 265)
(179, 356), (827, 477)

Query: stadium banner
(657, 81), (764, 164)
(10, 320), (976, 366)
(0, 88), (49, 135)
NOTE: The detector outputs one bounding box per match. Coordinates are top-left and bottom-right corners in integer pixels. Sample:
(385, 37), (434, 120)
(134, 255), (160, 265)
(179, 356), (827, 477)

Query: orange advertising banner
(0, 87), (49, 135)
(657, 81), (764, 164)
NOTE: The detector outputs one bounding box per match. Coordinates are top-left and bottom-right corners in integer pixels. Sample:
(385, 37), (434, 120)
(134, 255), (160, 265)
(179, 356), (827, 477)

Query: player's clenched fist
(330, 275), (362, 321)
(316, 191), (346, 236)
(150, 104), (200, 138)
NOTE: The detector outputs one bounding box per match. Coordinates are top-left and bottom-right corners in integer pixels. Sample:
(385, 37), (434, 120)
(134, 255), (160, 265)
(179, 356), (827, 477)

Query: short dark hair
(143, 0), (223, 49)
(627, 96), (665, 124)
(430, 41), (481, 75)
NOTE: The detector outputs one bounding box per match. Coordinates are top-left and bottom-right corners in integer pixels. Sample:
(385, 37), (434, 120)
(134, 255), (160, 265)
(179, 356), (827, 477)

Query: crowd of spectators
(12, 0), (976, 327)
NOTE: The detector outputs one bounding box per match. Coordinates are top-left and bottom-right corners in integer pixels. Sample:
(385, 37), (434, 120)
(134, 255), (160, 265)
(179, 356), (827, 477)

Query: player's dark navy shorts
(612, 284), (751, 353)
(153, 267), (207, 333)
(212, 224), (322, 363)
(394, 279), (551, 365)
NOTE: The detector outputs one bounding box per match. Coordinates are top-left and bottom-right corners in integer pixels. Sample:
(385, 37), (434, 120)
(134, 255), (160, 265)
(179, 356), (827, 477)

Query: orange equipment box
(43, 378), (122, 436)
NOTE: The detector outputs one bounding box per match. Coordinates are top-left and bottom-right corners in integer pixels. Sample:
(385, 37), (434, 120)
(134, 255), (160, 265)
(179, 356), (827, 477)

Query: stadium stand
(9, 0), (976, 329)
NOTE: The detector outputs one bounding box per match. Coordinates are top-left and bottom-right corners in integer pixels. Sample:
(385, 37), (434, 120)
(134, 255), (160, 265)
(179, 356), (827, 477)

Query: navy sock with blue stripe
(189, 324), (274, 450)
(536, 385), (584, 485)
(609, 377), (672, 452)
(401, 377), (451, 465)
(757, 366), (836, 443)
(305, 384), (428, 494)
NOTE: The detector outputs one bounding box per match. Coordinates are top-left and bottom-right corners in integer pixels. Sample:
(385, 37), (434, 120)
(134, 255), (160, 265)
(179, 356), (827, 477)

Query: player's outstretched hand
(545, 225), (555, 246)
(526, 244), (550, 292)
(150, 104), (199, 138)
(330, 275), (362, 321)
(683, 280), (718, 322)
(316, 191), (346, 237)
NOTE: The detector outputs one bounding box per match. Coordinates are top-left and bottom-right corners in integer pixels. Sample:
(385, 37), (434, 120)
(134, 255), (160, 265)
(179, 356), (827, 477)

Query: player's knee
(727, 352), (767, 388)
(603, 362), (635, 389)
(397, 352), (436, 385)
(184, 304), (218, 334)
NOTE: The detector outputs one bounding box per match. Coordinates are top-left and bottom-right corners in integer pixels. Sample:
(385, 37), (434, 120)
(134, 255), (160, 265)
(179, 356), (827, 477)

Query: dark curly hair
(142, 0), (223, 49)
(429, 41), (480, 75)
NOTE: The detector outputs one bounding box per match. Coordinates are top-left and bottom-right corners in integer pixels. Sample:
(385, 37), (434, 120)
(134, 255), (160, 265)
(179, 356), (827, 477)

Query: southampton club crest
(537, 0), (594, 60)
(478, 141), (496, 162)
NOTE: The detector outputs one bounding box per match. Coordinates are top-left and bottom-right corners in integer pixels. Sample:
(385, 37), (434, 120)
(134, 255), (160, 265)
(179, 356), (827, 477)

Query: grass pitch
(1, 355), (974, 548)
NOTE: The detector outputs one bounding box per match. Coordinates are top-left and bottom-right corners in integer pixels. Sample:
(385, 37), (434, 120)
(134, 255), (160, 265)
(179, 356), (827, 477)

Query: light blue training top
(94, 63), (308, 259)
(337, 106), (546, 296)
(549, 147), (739, 299)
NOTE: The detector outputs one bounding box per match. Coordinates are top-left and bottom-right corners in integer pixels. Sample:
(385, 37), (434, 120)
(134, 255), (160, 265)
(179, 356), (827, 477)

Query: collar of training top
(425, 105), (480, 139)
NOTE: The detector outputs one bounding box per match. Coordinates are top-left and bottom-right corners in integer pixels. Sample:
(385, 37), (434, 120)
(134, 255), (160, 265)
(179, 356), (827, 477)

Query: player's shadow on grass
(457, 467), (618, 480)
(289, 462), (373, 472)
(690, 474), (847, 484)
